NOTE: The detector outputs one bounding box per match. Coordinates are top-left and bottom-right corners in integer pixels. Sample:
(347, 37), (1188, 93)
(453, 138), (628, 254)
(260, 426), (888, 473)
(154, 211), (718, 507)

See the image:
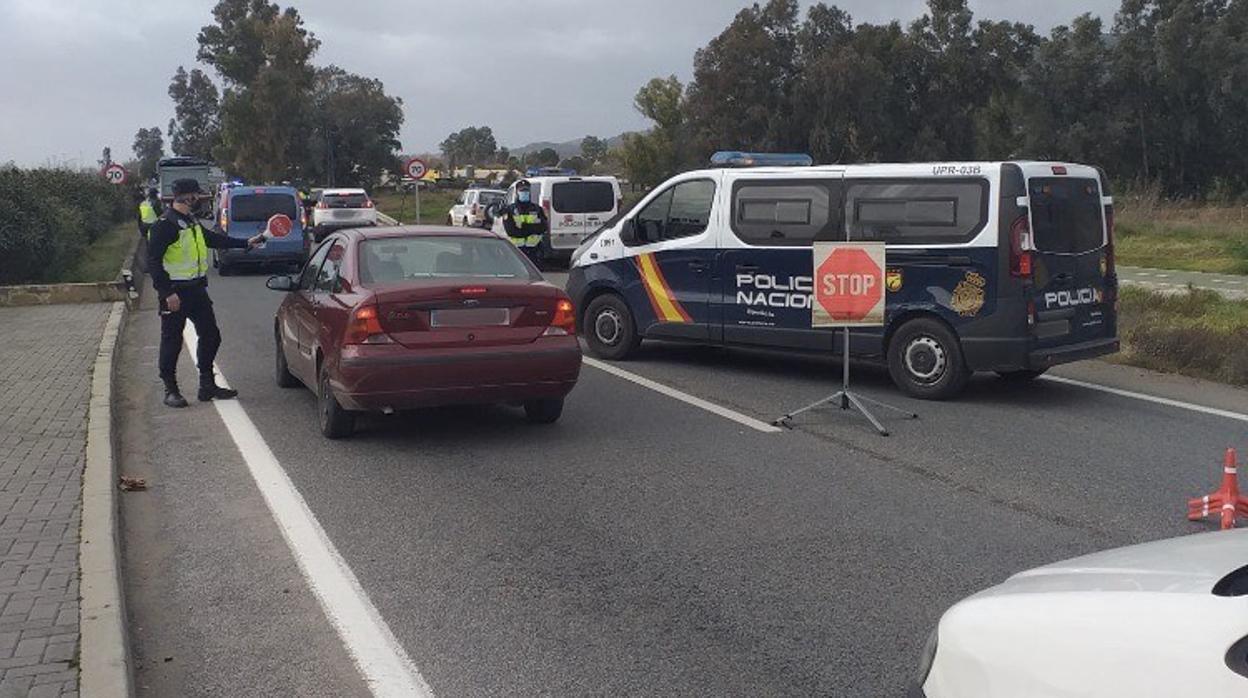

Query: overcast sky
(0, 0), (1120, 168)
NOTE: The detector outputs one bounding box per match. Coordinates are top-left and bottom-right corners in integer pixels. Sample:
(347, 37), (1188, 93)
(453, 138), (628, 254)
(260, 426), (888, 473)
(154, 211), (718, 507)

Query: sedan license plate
(430, 307), (510, 328)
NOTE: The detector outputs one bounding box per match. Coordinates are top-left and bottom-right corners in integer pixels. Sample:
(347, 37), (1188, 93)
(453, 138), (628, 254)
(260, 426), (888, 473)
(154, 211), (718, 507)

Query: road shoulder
(117, 289), (367, 697)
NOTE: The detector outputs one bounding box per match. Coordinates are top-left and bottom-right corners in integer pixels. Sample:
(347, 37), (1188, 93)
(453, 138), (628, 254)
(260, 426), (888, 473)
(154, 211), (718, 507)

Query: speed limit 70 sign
(404, 158), (427, 180)
(103, 163), (127, 185)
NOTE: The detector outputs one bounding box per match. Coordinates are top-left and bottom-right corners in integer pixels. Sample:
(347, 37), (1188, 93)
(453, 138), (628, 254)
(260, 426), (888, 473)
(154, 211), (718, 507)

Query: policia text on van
(567, 157), (1119, 400)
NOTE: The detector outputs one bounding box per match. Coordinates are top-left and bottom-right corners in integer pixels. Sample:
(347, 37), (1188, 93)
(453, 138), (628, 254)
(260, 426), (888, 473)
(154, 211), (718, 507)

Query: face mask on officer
(517, 189), (531, 204)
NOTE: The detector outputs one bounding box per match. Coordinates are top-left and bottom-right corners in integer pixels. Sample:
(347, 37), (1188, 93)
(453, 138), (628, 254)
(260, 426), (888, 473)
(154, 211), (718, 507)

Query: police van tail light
(343, 304), (393, 345)
(1010, 214), (1034, 279)
(542, 199), (551, 218)
(542, 298), (576, 336)
(219, 209), (228, 232)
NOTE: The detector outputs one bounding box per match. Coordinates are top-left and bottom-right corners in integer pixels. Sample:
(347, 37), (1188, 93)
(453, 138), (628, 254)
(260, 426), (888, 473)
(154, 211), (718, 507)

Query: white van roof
(685, 161), (1102, 180)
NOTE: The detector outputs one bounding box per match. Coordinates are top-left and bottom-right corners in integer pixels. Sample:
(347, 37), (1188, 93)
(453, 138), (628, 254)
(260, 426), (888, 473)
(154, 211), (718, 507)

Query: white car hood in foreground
(924, 530), (1248, 698)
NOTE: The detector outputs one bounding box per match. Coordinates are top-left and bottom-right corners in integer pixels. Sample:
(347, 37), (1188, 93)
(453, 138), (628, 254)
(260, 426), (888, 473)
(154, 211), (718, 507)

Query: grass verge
(371, 189), (461, 225)
(1113, 285), (1248, 385)
(1115, 196), (1248, 274)
(59, 221), (136, 283)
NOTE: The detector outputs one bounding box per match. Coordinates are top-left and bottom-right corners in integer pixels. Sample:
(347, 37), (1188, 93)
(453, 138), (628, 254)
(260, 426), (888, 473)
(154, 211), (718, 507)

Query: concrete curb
(79, 301), (134, 698)
(0, 281), (127, 307)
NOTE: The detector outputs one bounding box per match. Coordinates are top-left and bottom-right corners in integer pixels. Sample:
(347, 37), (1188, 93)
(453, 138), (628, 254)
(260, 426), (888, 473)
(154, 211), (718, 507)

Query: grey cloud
(0, 0), (1119, 168)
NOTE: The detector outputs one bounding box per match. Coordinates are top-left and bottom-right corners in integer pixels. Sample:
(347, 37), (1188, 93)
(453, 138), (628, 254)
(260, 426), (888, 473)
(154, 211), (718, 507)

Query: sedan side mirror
(266, 275), (296, 292)
(619, 218), (639, 245)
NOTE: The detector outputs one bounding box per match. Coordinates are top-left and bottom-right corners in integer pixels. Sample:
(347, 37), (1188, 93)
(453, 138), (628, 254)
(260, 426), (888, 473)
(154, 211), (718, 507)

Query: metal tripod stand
(773, 328), (918, 436)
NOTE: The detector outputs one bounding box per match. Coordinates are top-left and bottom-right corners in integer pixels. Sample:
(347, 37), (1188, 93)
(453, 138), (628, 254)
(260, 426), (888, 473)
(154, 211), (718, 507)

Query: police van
(566, 155), (1119, 399)
(490, 175), (623, 263)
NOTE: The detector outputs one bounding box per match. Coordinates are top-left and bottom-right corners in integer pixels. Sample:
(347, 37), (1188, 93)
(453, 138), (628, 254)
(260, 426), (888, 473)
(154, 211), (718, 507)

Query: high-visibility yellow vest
(163, 222), (209, 281)
(139, 200), (158, 225)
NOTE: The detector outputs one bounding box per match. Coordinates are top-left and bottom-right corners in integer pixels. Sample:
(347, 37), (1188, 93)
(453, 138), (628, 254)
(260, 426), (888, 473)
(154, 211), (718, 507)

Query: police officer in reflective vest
(137, 187), (161, 238)
(500, 179), (547, 258)
(147, 179), (263, 408)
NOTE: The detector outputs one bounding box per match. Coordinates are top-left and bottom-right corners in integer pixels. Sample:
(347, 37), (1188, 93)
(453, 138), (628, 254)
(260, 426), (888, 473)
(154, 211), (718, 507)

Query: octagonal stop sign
(812, 242), (886, 327)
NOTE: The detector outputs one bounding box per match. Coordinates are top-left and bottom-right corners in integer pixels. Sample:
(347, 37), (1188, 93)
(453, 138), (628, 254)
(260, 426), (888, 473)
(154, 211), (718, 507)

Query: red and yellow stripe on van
(635, 253), (692, 323)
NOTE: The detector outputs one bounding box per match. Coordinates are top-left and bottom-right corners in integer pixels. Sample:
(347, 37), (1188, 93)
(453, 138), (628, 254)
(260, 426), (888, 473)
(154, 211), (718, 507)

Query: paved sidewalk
(0, 303), (111, 698)
(1118, 265), (1248, 300)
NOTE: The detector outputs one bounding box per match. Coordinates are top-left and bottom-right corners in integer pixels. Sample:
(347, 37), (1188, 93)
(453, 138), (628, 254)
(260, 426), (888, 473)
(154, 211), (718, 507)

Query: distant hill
(508, 133), (632, 159)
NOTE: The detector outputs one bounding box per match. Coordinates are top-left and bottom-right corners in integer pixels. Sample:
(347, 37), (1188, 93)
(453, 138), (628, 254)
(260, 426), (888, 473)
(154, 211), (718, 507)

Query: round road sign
(265, 214), (293, 239)
(103, 163), (127, 185)
(815, 245), (884, 324)
(404, 158), (427, 180)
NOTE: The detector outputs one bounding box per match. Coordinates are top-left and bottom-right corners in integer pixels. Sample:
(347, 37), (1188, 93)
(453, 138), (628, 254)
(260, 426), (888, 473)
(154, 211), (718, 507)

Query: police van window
(314, 243), (346, 293)
(666, 180), (715, 239)
(552, 181), (616, 213)
(846, 180), (987, 244)
(230, 193), (298, 222)
(731, 181), (832, 246)
(631, 180), (715, 244)
(633, 189), (673, 244)
(1029, 177), (1104, 253)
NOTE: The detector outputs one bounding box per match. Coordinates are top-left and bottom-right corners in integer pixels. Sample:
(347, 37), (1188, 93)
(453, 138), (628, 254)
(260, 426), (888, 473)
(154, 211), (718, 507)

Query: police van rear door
(549, 180), (617, 250)
(1026, 169), (1112, 347)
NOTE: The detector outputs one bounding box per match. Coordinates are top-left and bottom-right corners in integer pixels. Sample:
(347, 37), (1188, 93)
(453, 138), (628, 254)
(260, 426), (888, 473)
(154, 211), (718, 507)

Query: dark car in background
(266, 226), (582, 438)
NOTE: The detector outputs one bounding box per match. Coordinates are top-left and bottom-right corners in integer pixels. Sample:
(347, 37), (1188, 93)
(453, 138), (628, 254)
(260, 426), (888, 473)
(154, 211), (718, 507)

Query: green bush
(0, 167), (133, 284)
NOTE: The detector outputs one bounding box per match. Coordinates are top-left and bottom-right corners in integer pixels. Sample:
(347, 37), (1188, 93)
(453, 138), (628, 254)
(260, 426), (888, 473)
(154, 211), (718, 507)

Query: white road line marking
(1040, 374), (1248, 424)
(1135, 272), (1152, 277)
(583, 357), (784, 433)
(184, 326), (434, 698)
(1156, 273), (1170, 278)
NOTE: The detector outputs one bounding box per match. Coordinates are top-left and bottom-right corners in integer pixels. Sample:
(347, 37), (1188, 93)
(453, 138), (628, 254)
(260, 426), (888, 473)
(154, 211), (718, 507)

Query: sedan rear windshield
(230, 193), (298, 222)
(359, 236), (537, 284)
(478, 192), (504, 206)
(552, 181), (616, 214)
(322, 193), (369, 208)
(1029, 177), (1105, 254)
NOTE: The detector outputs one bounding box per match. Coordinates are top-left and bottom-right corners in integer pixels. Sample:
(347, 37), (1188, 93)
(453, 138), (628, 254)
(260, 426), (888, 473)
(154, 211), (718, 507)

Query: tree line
(436, 127), (613, 176)
(620, 0), (1248, 197)
(130, 0), (404, 187)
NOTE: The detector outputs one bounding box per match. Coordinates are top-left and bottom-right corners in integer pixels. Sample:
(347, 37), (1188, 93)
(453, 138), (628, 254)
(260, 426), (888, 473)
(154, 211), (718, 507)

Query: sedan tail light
(542, 298), (576, 336)
(343, 304), (393, 345)
(363, 199), (374, 208)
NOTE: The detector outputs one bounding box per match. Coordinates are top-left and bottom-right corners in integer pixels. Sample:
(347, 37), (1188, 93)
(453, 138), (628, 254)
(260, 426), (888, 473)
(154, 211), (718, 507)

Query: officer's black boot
(163, 381), (189, 409)
(198, 374), (238, 402)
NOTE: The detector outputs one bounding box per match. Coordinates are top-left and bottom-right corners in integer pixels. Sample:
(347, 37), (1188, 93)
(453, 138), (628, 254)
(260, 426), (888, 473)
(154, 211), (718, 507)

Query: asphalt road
(118, 265), (1248, 696)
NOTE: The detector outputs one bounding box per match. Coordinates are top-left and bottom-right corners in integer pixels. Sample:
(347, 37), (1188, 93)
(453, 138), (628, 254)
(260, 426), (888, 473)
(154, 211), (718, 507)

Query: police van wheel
(584, 294), (640, 360)
(318, 370), (355, 439)
(887, 318), (969, 400)
(996, 368), (1047, 382)
(275, 327), (299, 389)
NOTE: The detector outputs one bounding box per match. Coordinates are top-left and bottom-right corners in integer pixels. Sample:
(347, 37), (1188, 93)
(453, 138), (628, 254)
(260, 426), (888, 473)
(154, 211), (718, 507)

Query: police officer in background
(147, 179), (264, 408)
(500, 179), (546, 260)
(137, 187), (162, 238)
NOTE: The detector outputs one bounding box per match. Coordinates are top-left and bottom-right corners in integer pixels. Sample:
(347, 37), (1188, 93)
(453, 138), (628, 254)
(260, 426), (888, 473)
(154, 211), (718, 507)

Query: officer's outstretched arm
(502, 210), (518, 237)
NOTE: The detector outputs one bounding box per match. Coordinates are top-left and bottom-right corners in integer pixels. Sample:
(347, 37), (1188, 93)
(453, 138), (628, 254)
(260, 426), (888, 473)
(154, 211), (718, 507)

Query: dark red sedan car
(266, 226), (582, 438)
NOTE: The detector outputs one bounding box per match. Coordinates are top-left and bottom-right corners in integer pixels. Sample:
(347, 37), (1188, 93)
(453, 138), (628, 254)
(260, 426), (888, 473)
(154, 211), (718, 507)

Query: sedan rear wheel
(524, 397), (564, 424)
(318, 369), (355, 439)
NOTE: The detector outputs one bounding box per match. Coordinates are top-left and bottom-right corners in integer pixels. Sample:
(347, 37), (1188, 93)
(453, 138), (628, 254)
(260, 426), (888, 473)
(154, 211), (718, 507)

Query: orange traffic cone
(1187, 448), (1248, 530)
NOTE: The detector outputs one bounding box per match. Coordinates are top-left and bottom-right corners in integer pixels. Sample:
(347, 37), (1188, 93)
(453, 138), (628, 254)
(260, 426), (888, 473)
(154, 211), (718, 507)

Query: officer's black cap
(172, 179), (206, 196)
(516, 179), (531, 190)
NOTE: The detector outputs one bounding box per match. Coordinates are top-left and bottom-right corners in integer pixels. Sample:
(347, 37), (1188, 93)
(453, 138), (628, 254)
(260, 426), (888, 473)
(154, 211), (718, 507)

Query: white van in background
(490, 175), (623, 263)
